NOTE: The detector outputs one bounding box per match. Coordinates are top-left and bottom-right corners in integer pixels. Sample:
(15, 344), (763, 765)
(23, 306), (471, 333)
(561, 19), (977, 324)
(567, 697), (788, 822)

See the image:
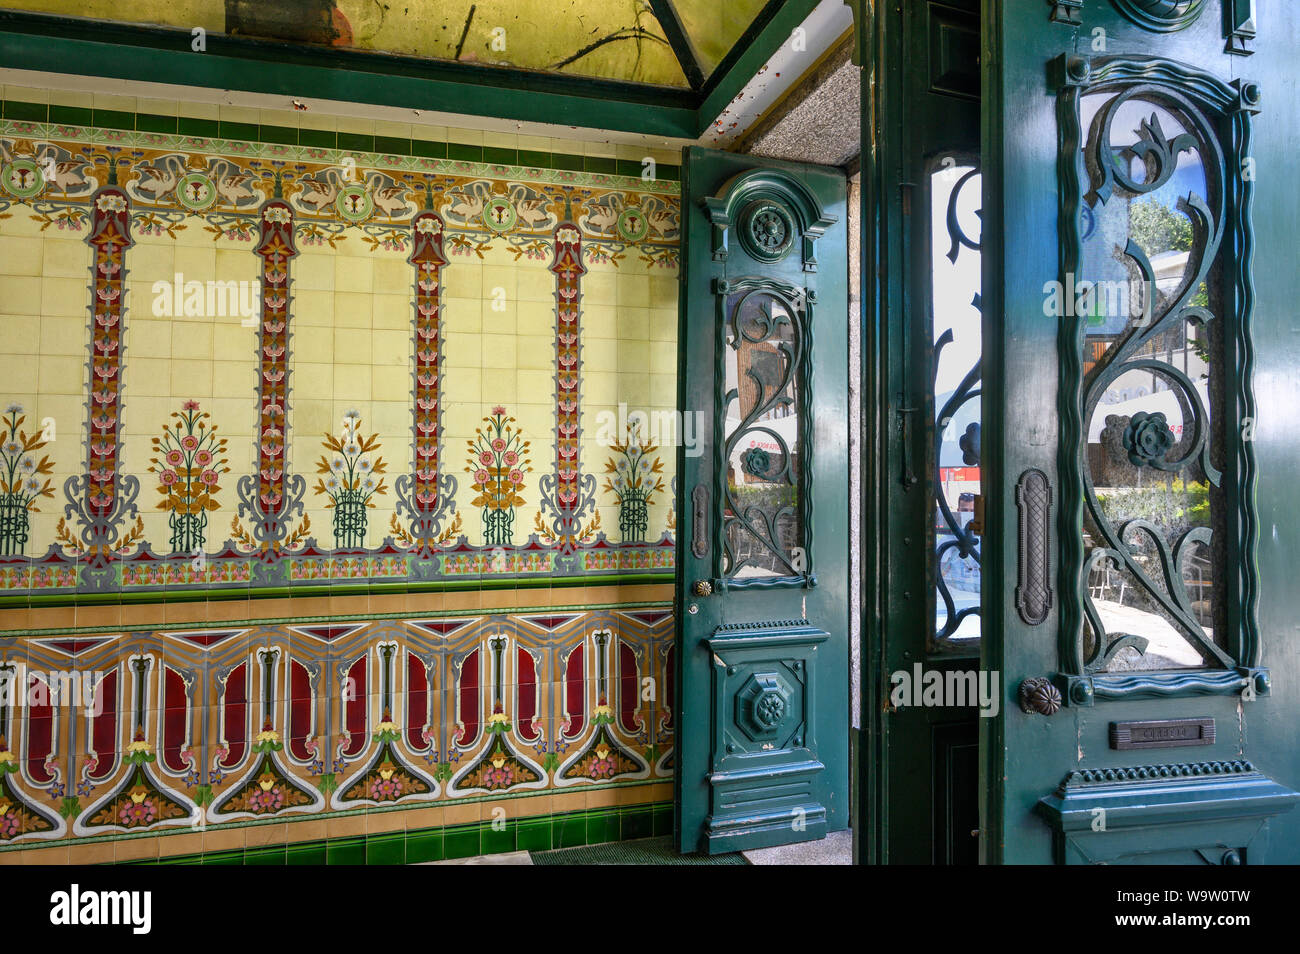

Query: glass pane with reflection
(721, 286), (804, 580)
(1076, 93), (1227, 672)
(931, 161), (982, 644)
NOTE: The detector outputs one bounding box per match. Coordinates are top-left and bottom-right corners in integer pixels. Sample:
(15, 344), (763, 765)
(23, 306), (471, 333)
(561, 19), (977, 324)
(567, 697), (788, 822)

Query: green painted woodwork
(1036, 760), (1298, 864)
(675, 146), (849, 855)
(980, 0), (1300, 865)
(857, 0), (982, 865)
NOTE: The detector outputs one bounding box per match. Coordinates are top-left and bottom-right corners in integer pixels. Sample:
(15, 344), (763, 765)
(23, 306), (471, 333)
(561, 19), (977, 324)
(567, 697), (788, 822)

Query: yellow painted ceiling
(1, 0), (775, 89)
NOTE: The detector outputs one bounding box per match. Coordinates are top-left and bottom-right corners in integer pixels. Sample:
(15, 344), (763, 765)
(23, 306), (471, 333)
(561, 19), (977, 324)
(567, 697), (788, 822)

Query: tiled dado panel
(0, 604), (676, 861)
(0, 107), (680, 606)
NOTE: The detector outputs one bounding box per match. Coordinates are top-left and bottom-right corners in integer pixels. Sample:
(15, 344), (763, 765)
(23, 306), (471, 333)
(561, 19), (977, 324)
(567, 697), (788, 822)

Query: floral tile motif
(0, 404), (54, 557)
(0, 120), (678, 602)
(465, 407), (531, 548)
(314, 411), (387, 549)
(602, 423), (666, 543)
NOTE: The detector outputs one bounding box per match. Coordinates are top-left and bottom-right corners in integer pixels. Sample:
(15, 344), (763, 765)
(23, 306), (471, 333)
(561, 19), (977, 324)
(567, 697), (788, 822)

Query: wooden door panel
(982, 0), (1300, 864)
(675, 147), (850, 854)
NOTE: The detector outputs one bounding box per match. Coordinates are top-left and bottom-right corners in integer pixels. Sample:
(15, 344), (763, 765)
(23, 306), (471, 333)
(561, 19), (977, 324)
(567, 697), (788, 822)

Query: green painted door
(673, 146), (850, 854)
(982, 0), (1300, 864)
(859, 0), (985, 865)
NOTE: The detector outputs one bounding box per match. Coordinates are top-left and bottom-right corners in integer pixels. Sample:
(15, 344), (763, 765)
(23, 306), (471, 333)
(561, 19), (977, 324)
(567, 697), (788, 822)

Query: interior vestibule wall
(0, 82), (681, 863)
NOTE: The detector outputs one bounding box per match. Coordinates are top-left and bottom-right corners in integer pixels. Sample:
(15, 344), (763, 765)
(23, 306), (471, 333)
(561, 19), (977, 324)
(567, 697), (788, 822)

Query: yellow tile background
(0, 213), (89, 551)
(120, 221), (261, 556)
(0, 120), (679, 565)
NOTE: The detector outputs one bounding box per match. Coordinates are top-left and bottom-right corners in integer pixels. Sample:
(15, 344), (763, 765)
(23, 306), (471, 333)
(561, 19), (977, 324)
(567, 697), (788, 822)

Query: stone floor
(426, 850), (534, 865)
(742, 829), (853, 865)
(420, 830), (854, 865)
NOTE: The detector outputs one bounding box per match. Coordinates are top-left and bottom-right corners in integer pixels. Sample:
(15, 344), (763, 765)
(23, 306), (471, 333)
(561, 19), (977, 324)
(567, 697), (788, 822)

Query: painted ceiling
(0, 0), (774, 91)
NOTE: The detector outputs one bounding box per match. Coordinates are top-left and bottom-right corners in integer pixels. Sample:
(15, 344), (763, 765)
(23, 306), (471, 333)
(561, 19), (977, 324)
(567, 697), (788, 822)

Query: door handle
(1018, 677), (1062, 716)
(692, 580), (713, 597)
(897, 401), (919, 487)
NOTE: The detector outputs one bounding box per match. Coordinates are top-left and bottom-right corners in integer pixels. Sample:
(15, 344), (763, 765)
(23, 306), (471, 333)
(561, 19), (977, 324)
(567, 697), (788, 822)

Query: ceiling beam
(0, 10), (701, 139)
(696, 0), (823, 134)
(647, 0), (705, 91)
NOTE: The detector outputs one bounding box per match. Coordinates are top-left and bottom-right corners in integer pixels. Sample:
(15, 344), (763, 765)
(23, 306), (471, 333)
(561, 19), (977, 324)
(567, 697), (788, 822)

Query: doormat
(530, 836), (749, 865)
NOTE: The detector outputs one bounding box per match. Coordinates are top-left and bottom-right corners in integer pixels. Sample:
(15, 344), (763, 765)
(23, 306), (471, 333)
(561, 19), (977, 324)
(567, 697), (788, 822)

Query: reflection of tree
(1089, 477), (1213, 632)
(1128, 197), (1191, 255)
(1095, 478), (1208, 539)
(728, 482), (797, 514)
(1129, 198), (1211, 365)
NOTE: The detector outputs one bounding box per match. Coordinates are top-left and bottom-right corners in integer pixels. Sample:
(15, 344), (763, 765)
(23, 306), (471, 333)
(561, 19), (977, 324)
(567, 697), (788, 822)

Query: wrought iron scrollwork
(1081, 86), (1225, 672)
(934, 330), (981, 641)
(714, 277), (812, 588)
(1055, 55), (1264, 699)
(932, 161), (982, 645)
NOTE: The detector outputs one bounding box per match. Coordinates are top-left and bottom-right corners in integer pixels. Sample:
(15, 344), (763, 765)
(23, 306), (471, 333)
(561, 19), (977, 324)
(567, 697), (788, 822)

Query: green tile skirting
(124, 803), (672, 865)
(1, 99), (680, 181)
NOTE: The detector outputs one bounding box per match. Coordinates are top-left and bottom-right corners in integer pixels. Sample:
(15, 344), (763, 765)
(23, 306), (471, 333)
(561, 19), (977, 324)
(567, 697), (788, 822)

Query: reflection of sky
(1081, 144), (1206, 336)
(1118, 149), (1207, 228)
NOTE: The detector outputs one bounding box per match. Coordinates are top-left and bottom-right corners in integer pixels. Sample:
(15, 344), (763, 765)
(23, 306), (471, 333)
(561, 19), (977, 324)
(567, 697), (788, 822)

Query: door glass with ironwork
(1075, 90), (1227, 673)
(930, 158), (982, 646)
(721, 281), (806, 582)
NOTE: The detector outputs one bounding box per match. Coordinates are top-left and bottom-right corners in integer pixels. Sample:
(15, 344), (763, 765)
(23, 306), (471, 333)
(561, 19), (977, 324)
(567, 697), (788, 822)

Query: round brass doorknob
(692, 580), (713, 597)
(1018, 677), (1062, 716)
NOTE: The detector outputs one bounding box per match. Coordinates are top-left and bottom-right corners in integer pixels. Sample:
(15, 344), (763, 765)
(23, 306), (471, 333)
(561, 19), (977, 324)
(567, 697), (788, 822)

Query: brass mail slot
(1109, 718), (1215, 751)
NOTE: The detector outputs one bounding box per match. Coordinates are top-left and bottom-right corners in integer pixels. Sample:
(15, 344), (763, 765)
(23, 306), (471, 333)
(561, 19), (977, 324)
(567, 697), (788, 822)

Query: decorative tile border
(0, 102), (682, 187)
(0, 608), (675, 852)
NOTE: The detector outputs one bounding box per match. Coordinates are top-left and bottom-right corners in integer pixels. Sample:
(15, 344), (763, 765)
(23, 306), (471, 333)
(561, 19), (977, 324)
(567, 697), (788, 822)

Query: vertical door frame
(855, 0), (890, 866)
(855, 0), (984, 866)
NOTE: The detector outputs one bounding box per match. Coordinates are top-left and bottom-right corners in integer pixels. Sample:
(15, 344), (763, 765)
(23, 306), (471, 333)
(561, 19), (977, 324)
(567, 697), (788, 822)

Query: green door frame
(855, 0), (983, 866)
(980, 0), (1300, 865)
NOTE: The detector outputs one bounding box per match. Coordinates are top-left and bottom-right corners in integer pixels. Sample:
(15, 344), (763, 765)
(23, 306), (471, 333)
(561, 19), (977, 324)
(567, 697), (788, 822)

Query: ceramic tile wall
(0, 90), (680, 599)
(0, 89), (682, 860)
